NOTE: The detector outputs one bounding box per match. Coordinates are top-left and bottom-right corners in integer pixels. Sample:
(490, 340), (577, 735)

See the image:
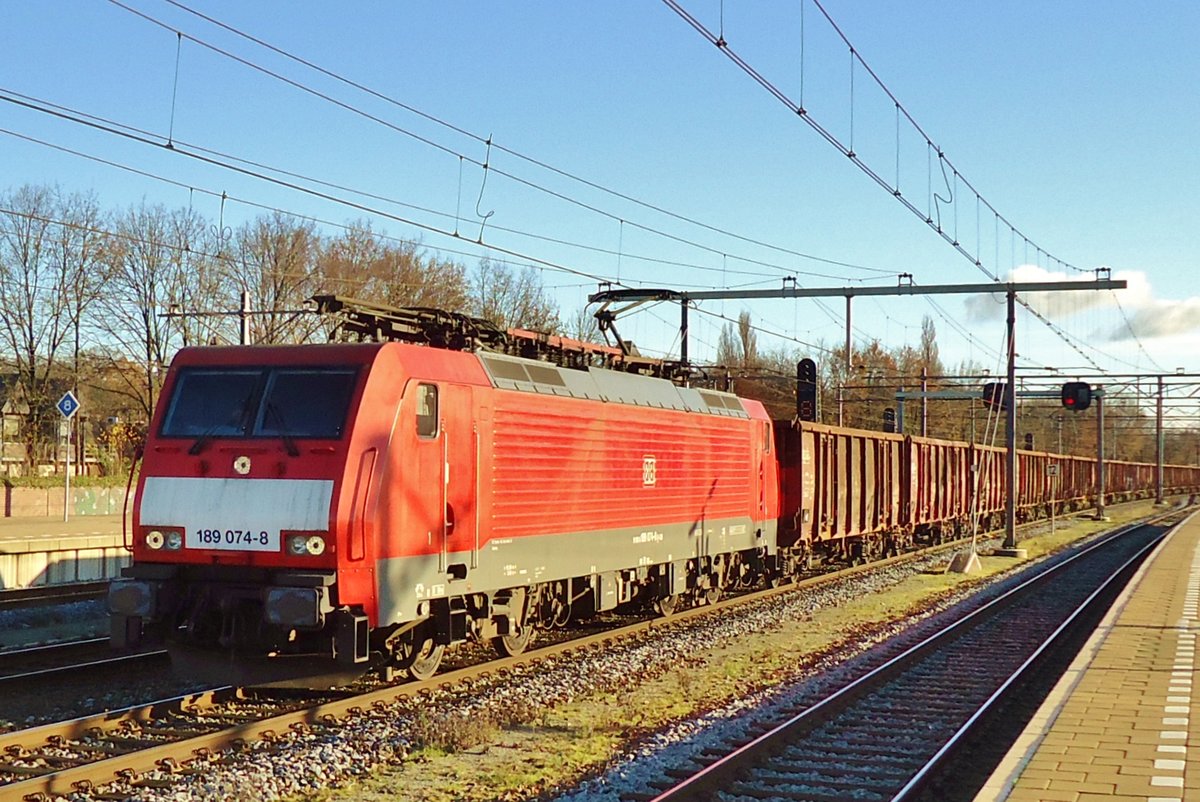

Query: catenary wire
(659, 0), (1133, 373)
(103, 0), (892, 286)
(148, 0), (896, 278)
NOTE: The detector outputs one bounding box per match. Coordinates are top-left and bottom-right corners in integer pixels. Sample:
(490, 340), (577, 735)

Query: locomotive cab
(109, 344), (382, 677)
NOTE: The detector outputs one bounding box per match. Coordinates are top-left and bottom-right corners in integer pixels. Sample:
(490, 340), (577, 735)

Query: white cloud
(964, 265), (1200, 343)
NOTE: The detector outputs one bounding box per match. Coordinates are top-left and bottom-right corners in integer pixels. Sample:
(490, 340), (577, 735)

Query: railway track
(635, 512), (1184, 802)
(0, 517), (1005, 801)
(0, 639), (168, 690)
(0, 505), (1172, 801)
(0, 581), (108, 610)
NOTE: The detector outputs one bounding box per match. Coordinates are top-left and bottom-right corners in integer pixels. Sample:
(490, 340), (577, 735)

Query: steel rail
(0, 581), (109, 610)
(0, 649), (167, 687)
(642, 509), (1184, 802)
(889, 507), (1198, 801)
(0, 637), (108, 659)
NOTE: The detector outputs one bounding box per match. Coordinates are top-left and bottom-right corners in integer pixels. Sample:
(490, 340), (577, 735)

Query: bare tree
(0, 185), (104, 469)
(918, 314), (941, 372)
(716, 311), (759, 368)
(469, 258), (558, 332)
(172, 213), (232, 347)
(56, 191), (108, 387)
(93, 203), (200, 419)
(229, 212), (322, 344)
(564, 306), (602, 342)
(317, 223), (467, 311)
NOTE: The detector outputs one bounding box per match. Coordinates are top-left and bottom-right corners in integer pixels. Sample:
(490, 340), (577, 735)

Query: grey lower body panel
(376, 517), (776, 625)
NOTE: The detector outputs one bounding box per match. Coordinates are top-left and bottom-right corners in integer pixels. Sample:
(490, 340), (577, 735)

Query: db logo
(642, 456), (657, 487)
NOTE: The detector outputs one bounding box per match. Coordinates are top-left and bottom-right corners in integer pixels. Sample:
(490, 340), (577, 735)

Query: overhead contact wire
(151, 0), (893, 278)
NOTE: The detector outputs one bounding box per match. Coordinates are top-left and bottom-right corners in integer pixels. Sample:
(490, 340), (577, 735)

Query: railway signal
(883, 407), (897, 433)
(796, 358), (818, 422)
(981, 382), (1007, 411)
(1061, 381), (1092, 411)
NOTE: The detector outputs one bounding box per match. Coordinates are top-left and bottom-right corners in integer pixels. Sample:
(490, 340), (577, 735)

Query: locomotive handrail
(120, 449), (141, 553)
(441, 421), (449, 573)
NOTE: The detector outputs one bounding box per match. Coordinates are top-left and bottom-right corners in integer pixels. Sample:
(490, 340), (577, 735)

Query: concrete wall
(3, 486), (128, 517)
(0, 539), (129, 589)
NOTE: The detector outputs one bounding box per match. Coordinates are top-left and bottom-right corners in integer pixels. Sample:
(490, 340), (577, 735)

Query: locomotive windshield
(161, 366), (358, 440)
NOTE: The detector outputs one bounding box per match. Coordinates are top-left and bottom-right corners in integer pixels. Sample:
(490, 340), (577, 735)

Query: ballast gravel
(0, 598), (107, 649)
(72, 530), (1093, 802)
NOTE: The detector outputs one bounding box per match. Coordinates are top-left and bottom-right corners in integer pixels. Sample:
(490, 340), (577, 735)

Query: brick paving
(977, 511), (1200, 801)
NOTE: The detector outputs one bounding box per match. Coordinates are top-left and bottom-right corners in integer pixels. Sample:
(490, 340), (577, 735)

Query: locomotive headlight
(305, 535), (326, 556)
(165, 531), (183, 550)
(287, 534), (309, 556)
(145, 530), (165, 550)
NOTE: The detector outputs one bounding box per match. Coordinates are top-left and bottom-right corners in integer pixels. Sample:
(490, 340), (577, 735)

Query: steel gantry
(590, 277), (1127, 553)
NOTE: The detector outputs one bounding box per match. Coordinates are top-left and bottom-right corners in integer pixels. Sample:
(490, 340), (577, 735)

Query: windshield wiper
(188, 422), (228, 456)
(265, 402), (301, 457)
(188, 396), (254, 455)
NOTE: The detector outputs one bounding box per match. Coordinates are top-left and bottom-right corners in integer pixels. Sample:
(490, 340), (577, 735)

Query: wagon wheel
(703, 586), (721, 606)
(653, 594), (681, 617)
(492, 623), (535, 657)
(393, 627), (445, 681)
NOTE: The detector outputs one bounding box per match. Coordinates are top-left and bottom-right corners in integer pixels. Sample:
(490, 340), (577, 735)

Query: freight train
(107, 297), (1200, 682)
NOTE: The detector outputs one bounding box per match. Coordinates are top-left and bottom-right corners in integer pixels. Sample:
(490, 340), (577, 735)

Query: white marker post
(57, 391), (80, 522)
(1047, 463), (1059, 538)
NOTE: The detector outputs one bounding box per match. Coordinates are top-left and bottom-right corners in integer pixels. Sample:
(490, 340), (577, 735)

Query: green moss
(3, 474), (133, 489)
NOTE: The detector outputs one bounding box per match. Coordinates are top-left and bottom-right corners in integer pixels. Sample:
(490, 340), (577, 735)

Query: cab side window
(416, 384), (439, 438)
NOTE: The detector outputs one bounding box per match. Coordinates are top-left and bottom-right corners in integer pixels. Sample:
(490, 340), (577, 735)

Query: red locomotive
(108, 297), (1200, 681)
(109, 301), (779, 680)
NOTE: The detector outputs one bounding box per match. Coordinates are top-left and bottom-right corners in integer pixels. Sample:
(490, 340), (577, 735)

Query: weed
(407, 708), (498, 753)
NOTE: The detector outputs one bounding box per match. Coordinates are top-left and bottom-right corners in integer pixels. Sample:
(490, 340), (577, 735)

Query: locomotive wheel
(393, 627), (445, 681)
(703, 586), (721, 605)
(653, 594), (681, 617)
(492, 624), (535, 657)
(405, 638), (445, 681)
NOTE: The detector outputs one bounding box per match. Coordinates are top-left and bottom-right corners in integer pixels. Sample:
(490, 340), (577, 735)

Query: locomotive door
(408, 382), (445, 568)
(406, 382), (477, 577)
(440, 384), (478, 575)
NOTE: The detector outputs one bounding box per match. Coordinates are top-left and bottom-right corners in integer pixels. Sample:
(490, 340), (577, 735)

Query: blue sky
(2, 1), (1198, 384)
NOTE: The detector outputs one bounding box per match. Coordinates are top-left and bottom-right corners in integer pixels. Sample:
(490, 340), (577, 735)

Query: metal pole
(897, 388), (905, 435)
(921, 367), (928, 437)
(680, 299), (689, 369)
(63, 421), (71, 523)
(240, 290), (252, 346)
(838, 385), (844, 427)
(1096, 388), (1107, 519)
(1156, 375), (1165, 504)
(1002, 290), (1019, 552)
(844, 295), (853, 373)
(1050, 466), (1057, 538)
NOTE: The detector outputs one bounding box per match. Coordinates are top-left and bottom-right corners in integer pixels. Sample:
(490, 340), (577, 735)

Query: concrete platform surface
(976, 510), (1200, 801)
(0, 515), (123, 553)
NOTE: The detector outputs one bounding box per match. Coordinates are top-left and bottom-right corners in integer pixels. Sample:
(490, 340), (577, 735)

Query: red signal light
(1061, 382), (1091, 411)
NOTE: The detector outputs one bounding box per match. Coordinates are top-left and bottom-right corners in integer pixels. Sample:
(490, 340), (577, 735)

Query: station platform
(0, 515), (126, 590)
(977, 510), (1200, 801)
